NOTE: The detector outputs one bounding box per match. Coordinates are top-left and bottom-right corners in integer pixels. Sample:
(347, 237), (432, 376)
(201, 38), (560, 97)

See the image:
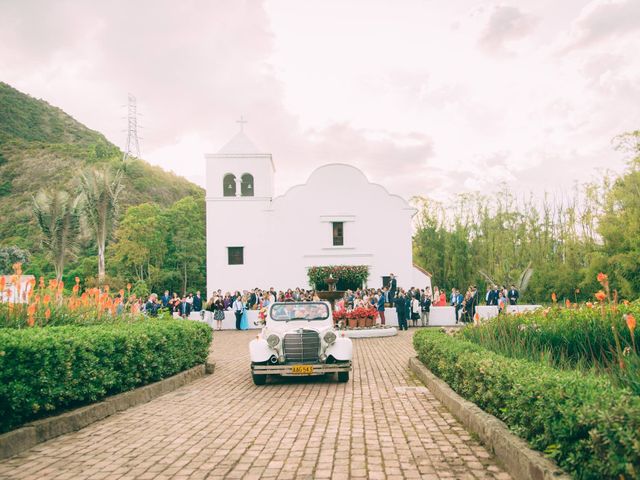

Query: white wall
(206, 161), (421, 295)
(206, 151), (275, 295)
(411, 266), (432, 291)
(267, 164), (417, 291)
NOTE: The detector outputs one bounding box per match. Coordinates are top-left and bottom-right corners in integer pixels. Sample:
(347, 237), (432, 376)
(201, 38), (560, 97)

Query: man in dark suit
(488, 285), (499, 306)
(192, 291), (203, 312)
(394, 289), (407, 331)
(180, 296), (191, 319)
(161, 290), (170, 309)
(248, 289), (258, 309)
(471, 286), (479, 316)
(388, 274), (397, 305)
(508, 285), (520, 305)
(451, 288), (464, 324)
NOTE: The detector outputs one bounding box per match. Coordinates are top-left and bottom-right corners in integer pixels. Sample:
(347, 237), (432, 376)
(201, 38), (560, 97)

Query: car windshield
(269, 302), (330, 321)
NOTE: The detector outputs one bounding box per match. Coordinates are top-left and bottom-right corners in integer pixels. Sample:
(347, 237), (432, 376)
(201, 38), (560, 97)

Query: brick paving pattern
(0, 330), (510, 479)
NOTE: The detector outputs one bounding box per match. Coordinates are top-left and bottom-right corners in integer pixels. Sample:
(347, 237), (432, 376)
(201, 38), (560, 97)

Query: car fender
(249, 338), (275, 363)
(326, 337), (352, 361)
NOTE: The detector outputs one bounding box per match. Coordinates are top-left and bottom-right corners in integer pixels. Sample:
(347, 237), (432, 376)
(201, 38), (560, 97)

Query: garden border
(0, 356), (216, 460)
(408, 357), (570, 480)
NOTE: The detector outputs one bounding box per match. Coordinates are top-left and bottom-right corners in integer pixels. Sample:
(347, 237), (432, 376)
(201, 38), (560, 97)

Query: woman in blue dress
(240, 294), (249, 330)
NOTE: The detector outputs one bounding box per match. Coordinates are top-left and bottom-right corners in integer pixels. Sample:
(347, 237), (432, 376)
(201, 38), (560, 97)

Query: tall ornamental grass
(462, 273), (639, 394)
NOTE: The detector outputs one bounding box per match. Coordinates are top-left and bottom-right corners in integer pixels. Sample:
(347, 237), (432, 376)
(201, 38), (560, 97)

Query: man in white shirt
(233, 295), (244, 330)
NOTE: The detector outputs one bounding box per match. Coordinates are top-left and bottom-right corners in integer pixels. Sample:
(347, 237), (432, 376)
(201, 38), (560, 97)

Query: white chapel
(205, 128), (431, 295)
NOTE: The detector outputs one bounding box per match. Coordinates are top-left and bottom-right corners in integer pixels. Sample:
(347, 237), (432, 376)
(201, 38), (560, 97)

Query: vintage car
(249, 301), (352, 385)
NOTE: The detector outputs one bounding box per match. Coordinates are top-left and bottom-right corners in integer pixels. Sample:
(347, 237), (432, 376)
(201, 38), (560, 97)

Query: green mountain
(0, 82), (203, 270)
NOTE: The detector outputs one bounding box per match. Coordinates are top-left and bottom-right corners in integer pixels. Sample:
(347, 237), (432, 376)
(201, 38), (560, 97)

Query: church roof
(217, 130), (264, 155)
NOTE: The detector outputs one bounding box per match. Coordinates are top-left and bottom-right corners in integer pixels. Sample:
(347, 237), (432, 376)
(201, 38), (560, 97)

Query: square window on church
(332, 222), (344, 246)
(228, 246), (244, 265)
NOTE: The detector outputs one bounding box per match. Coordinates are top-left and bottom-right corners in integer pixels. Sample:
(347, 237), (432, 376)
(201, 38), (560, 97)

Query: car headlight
(324, 331), (337, 345)
(267, 334), (280, 348)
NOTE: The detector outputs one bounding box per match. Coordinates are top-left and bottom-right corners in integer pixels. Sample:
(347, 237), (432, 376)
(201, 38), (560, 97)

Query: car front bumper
(252, 362), (352, 376)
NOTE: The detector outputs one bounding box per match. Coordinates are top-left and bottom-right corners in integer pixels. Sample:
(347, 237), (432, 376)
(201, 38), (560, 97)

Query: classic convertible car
(249, 301), (353, 385)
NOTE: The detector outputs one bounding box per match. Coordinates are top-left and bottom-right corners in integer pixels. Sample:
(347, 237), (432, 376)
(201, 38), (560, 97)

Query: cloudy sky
(1, 0), (639, 200)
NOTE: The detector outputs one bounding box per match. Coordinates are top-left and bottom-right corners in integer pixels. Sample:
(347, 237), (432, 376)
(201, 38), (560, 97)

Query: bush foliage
(413, 329), (640, 480)
(0, 319), (212, 433)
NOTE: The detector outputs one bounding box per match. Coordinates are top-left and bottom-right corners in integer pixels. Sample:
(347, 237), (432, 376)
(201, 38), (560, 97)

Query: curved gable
(271, 163), (414, 213)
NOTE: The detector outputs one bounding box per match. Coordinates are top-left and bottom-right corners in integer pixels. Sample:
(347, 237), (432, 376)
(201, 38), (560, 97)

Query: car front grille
(283, 329), (321, 363)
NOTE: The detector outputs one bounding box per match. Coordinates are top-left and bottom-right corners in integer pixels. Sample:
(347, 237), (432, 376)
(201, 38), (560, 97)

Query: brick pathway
(0, 330), (510, 480)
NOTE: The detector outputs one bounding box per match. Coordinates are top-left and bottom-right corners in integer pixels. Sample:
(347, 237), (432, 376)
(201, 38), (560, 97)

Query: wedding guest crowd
(127, 276), (519, 329)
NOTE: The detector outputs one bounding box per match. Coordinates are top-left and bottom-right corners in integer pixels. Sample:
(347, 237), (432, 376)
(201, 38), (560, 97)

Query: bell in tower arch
(241, 173), (254, 197)
(223, 173), (236, 197)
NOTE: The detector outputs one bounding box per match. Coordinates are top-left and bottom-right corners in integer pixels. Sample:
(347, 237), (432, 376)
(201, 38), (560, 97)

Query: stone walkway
(0, 330), (510, 480)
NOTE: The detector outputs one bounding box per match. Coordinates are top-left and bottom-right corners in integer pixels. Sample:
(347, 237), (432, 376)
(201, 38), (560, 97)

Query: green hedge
(0, 319), (212, 433)
(413, 329), (640, 480)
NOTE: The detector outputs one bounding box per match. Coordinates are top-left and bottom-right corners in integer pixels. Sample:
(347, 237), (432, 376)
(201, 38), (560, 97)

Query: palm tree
(32, 190), (81, 282)
(78, 168), (124, 283)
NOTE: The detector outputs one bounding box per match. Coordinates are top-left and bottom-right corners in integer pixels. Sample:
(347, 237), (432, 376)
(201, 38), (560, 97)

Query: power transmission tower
(122, 93), (141, 162)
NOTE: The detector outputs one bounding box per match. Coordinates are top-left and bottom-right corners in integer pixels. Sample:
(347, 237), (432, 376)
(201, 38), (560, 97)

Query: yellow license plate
(291, 365), (314, 374)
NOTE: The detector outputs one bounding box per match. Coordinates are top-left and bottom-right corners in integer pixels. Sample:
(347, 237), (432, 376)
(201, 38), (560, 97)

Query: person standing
(420, 290), (431, 327)
(233, 293), (245, 330)
(489, 285), (499, 306)
(145, 293), (159, 317)
(410, 294), (421, 327)
(193, 291), (203, 312)
(213, 295), (225, 331)
(388, 274), (397, 305)
(161, 290), (170, 309)
(451, 288), (463, 324)
(377, 292), (386, 325)
(498, 291), (508, 314)
(205, 294), (215, 328)
(169, 292), (181, 316)
(394, 290), (407, 331)
(240, 294), (249, 330)
(508, 285), (520, 305)
(180, 295), (191, 319)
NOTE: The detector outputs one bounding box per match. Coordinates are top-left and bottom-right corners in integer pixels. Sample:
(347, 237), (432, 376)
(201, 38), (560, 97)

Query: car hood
(264, 320), (333, 336)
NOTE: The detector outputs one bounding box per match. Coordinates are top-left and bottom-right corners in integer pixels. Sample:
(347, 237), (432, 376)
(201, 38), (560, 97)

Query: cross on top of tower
(236, 115), (248, 132)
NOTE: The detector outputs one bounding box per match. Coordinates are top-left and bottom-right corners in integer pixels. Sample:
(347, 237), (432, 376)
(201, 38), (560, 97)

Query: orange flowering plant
(0, 264), (142, 328)
(461, 272), (639, 394)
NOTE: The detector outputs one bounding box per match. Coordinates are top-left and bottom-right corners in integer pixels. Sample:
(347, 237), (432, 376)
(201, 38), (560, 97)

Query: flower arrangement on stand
(307, 265), (369, 291)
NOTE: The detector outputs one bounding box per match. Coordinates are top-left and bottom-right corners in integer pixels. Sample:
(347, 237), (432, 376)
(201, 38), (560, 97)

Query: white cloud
(0, 0), (637, 205)
(478, 5), (538, 55)
(563, 0), (640, 50)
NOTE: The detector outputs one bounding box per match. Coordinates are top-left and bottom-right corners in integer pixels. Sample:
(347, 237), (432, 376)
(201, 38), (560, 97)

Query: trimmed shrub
(414, 329), (640, 480)
(0, 319), (212, 433)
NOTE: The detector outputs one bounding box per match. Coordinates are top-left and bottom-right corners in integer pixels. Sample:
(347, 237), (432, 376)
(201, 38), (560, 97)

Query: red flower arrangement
(333, 306), (378, 328)
(346, 306), (378, 320)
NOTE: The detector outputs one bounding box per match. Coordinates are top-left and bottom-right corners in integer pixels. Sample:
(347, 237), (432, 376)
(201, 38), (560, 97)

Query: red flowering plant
(333, 309), (347, 321)
(346, 306), (378, 320)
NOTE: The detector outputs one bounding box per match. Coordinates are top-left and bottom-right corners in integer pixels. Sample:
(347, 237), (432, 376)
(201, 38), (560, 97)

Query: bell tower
(205, 120), (275, 295)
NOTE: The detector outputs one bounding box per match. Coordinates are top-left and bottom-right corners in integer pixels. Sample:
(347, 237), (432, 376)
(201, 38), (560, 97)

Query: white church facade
(205, 129), (431, 295)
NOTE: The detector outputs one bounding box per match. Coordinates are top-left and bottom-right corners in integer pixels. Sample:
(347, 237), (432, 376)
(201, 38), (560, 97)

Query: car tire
(252, 373), (267, 385)
(337, 371), (349, 383)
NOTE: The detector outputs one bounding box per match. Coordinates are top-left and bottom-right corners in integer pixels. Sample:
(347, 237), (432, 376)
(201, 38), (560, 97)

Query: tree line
(412, 130), (640, 302)
(0, 166), (205, 298)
